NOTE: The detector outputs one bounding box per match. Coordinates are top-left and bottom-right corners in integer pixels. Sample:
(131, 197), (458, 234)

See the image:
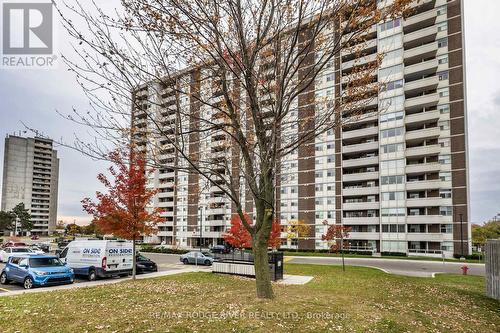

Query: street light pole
(199, 206), (203, 253)
(459, 213), (464, 258)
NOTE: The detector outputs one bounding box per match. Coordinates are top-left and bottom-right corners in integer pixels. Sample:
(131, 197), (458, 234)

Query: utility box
(268, 251), (284, 281)
(485, 239), (500, 301)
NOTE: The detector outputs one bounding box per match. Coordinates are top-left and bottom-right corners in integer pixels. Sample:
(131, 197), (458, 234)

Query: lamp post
(459, 213), (464, 259)
(198, 206), (203, 253)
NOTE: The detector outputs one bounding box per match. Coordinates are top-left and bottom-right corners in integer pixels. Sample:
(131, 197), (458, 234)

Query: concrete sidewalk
(0, 267), (202, 297)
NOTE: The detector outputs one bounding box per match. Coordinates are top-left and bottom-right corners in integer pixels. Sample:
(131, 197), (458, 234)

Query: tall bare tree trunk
(252, 177), (275, 299)
(253, 231), (273, 299)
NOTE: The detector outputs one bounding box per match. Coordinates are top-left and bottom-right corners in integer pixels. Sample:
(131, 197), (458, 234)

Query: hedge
(140, 245), (189, 254)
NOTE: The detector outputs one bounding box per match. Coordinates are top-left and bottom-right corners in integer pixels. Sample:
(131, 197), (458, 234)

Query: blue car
(0, 255), (75, 289)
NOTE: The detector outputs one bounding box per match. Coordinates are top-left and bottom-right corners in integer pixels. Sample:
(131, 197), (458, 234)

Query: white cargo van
(58, 240), (133, 280)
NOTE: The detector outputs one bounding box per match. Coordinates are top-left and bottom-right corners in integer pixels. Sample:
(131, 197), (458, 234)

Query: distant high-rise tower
(1, 135), (59, 235)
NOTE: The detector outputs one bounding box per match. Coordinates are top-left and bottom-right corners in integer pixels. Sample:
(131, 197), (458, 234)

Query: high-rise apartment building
(1, 135), (59, 236)
(134, 0), (470, 258)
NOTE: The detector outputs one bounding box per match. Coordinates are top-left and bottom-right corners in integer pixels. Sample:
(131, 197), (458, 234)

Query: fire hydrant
(461, 265), (469, 275)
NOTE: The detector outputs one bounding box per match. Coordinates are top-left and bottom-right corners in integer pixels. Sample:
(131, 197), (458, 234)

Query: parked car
(28, 245), (46, 254)
(180, 251), (214, 265)
(33, 243), (50, 253)
(210, 245), (230, 254)
(58, 240), (133, 280)
(0, 247), (35, 263)
(1, 241), (27, 249)
(30, 235), (39, 240)
(0, 255), (74, 289)
(136, 254), (158, 274)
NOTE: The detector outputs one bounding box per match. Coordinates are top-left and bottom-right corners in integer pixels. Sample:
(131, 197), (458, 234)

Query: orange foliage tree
(224, 213), (281, 251)
(82, 149), (163, 279)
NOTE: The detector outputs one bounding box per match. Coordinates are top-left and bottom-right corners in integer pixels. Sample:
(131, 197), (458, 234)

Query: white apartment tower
(134, 0), (470, 258)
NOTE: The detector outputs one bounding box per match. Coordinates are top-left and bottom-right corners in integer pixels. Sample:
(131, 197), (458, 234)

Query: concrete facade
(1, 135), (59, 235)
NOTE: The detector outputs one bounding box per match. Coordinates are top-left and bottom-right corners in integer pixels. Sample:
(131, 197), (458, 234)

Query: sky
(0, 1), (500, 226)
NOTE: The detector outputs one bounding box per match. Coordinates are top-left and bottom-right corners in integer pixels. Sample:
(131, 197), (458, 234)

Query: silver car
(180, 251), (214, 265)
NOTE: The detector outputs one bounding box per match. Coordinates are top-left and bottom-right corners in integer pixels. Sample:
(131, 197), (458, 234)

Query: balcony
(403, 25), (438, 47)
(158, 191), (175, 198)
(342, 156), (379, 168)
(343, 186), (379, 196)
(404, 41), (438, 61)
(405, 110), (440, 125)
(405, 127), (440, 141)
(341, 53), (378, 71)
(348, 232), (380, 240)
(406, 180), (451, 191)
(341, 38), (377, 57)
(342, 217), (379, 225)
(342, 126), (378, 140)
(406, 162), (442, 174)
(342, 202), (379, 211)
(404, 7), (437, 32)
(405, 144), (441, 158)
(407, 233), (453, 242)
(343, 141), (379, 154)
(404, 59), (438, 78)
(206, 207), (230, 216)
(406, 197), (453, 208)
(343, 111), (378, 125)
(342, 171), (379, 182)
(405, 93), (439, 111)
(405, 76), (439, 95)
(406, 215), (453, 224)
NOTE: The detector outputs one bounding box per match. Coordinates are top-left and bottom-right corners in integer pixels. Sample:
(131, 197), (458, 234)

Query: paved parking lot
(0, 252), (208, 293)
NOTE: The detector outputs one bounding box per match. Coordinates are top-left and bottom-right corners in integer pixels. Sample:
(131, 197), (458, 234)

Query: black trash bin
(268, 251), (284, 281)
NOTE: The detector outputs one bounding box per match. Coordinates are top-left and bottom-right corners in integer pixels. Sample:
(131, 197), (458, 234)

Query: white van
(58, 240), (133, 280)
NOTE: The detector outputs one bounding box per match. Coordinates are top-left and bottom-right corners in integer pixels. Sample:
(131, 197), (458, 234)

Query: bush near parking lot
(140, 245), (189, 255)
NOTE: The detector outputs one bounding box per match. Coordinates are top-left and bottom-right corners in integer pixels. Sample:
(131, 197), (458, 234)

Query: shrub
(140, 245), (189, 254)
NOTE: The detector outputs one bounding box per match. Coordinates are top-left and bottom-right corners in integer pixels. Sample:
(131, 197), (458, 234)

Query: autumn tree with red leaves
(82, 149), (163, 279)
(224, 213), (281, 251)
(322, 221), (351, 272)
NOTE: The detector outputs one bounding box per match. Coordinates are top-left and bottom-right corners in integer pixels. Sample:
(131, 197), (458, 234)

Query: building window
(381, 143), (404, 154)
(380, 111), (404, 123)
(440, 189), (452, 199)
(437, 5), (447, 16)
(381, 159), (405, 170)
(379, 95), (404, 110)
(437, 22), (448, 32)
(437, 55), (448, 65)
(379, 64), (403, 78)
(440, 206), (453, 216)
(439, 155), (451, 165)
(381, 208), (405, 217)
(381, 79), (403, 92)
(438, 104), (450, 114)
(379, 18), (401, 32)
(439, 120), (450, 130)
(382, 191), (404, 201)
(438, 138), (451, 148)
(381, 175), (405, 185)
(438, 88), (450, 97)
(437, 71), (449, 81)
(440, 172), (452, 182)
(381, 127), (404, 138)
(437, 38), (448, 48)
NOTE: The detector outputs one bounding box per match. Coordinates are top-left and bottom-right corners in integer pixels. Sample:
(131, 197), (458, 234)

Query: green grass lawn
(0, 265), (498, 332)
